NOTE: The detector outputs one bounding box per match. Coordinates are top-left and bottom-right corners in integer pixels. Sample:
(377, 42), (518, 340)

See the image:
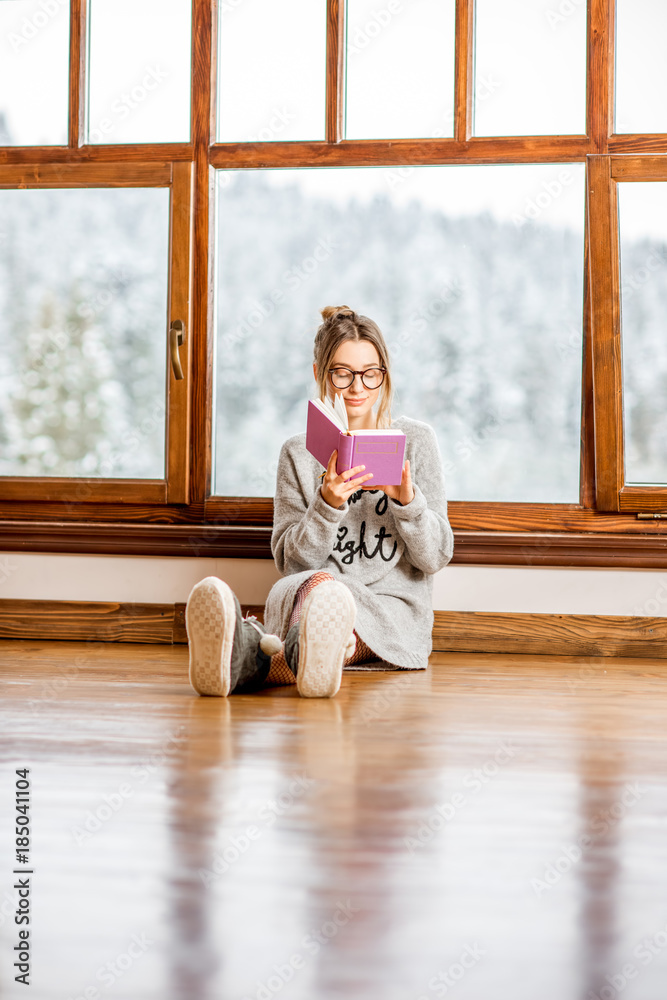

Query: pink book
(306, 397), (406, 486)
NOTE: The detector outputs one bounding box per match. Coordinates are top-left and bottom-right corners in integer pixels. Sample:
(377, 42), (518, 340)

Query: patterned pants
(265, 572), (378, 687)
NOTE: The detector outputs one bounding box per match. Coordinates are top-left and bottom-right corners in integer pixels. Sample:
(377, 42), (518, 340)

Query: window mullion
(454, 0), (474, 143)
(588, 153), (624, 510)
(68, 0), (87, 149)
(326, 0), (346, 143)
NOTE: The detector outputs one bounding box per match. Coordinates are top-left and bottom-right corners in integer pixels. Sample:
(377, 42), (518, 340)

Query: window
(589, 155), (667, 513)
(214, 164), (585, 502)
(0, 0), (70, 146)
(1, 185), (170, 479)
(0, 163), (193, 505)
(474, 0), (586, 137)
(1, 0), (666, 563)
(345, 0), (455, 140)
(87, 0), (192, 145)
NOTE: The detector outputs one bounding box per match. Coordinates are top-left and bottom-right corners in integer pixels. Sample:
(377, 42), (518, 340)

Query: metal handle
(169, 320), (185, 380)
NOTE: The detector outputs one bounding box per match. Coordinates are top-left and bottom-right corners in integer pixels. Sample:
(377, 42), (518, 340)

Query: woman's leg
(343, 635), (378, 666)
(264, 572), (337, 687)
(265, 573), (381, 686)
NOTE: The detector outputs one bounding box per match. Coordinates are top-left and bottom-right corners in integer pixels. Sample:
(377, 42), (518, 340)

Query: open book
(306, 395), (406, 486)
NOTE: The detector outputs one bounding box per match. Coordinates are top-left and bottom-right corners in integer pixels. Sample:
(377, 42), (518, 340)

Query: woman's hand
(362, 460), (414, 505)
(321, 450), (374, 508)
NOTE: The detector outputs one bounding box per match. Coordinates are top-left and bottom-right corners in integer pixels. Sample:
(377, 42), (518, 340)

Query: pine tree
(10, 288), (116, 476)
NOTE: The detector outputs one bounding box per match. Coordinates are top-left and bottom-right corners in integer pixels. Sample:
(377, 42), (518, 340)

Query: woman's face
(323, 339), (383, 427)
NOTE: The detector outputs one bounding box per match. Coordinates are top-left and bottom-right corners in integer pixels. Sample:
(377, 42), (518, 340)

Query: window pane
(619, 184), (667, 485)
(0, 0), (69, 146)
(217, 0), (326, 142)
(345, 0), (455, 140)
(0, 189), (170, 478)
(474, 0), (586, 137)
(87, 0), (191, 145)
(214, 164), (584, 501)
(615, 0), (667, 134)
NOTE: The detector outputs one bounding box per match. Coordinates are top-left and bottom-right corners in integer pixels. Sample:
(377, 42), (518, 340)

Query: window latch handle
(169, 320), (185, 380)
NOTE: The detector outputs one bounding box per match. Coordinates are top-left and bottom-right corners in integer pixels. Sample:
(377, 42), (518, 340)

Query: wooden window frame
(2, 0), (667, 566)
(589, 154), (667, 514)
(0, 161), (193, 505)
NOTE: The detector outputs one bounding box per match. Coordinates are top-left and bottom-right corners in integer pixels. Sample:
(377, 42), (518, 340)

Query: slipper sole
(297, 582), (356, 699)
(186, 577), (236, 696)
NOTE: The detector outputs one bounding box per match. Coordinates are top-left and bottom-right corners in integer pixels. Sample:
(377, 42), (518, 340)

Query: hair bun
(321, 305), (355, 322)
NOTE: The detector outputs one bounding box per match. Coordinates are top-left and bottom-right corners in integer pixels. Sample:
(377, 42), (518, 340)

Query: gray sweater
(264, 416), (454, 670)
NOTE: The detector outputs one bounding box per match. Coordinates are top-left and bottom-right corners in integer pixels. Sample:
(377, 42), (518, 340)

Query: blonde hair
(313, 305), (393, 429)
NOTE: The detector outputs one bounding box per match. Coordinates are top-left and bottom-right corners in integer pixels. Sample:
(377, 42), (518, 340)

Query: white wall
(2, 552), (667, 616)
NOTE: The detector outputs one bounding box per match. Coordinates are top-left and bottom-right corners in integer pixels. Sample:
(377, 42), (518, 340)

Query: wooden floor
(2, 641), (667, 1000)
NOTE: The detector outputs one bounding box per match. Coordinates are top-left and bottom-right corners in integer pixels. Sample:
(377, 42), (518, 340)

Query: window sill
(3, 520), (667, 567)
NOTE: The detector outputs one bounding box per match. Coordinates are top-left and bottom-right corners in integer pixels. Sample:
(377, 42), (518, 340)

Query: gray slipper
(185, 577), (282, 696)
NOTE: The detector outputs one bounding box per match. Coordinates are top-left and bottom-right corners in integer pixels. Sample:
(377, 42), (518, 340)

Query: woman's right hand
(320, 450), (374, 508)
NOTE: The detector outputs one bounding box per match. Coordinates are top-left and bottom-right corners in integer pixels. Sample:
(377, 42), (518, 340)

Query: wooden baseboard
(432, 611), (667, 658)
(0, 600), (264, 645)
(1, 600), (667, 658)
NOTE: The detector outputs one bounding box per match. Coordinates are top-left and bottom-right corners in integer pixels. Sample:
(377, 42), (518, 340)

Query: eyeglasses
(328, 366), (386, 390)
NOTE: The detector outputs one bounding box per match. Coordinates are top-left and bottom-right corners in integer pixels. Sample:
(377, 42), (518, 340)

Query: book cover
(306, 398), (406, 486)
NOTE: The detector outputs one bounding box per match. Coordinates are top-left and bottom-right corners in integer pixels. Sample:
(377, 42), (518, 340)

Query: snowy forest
(1, 168), (666, 501)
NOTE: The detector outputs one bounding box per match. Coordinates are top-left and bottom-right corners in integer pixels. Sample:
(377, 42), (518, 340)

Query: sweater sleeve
(271, 438), (348, 575)
(390, 422), (454, 575)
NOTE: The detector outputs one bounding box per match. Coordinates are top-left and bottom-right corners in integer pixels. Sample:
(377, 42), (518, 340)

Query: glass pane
(214, 164), (584, 501)
(619, 183), (667, 484)
(217, 0), (326, 142)
(0, 0), (69, 146)
(345, 0), (455, 140)
(87, 0), (191, 145)
(615, 0), (667, 134)
(474, 0), (586, 137)
(0, 188), (170, 478)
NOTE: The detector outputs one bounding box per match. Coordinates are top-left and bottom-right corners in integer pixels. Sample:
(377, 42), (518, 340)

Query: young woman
(185, 306), (454, 698)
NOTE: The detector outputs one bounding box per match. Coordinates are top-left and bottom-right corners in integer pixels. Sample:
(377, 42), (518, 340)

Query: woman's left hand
(362, 460), (414, 505)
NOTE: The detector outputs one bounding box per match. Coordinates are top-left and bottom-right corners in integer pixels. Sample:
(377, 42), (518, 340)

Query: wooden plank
(0, 522), (274, 557)
(4, 640), (667, 997)
(588, 0), (613, 148)
(0, 480), (167, 504)
(445, 502), (667, 534)
(3, 500), (667, 533)
(452, 531), (667, 567)
(432, 611), (667, 658)
(580, 208), (596, 507)
(454, 0), (473, 142)
(4, 521), (667, 564)
(209, 136), (593, 169)
(68, 0), (86, 149)
(326, 0), (345, 143)
(166, 161), (194, 504)
(208, 0), (219, 143)
(6, 640), (667, 995)
(587, 155), (623, 510)
(3, 500), (667, 534)
(619, 487), (667, 513)
(0, 600), (176, 644)
(0, 144), (194, 165)
(0, 163), (173, 187)
(609, 135), (667, 154)
(4, 601), (667, 658)
(611, 156), (667, 181)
